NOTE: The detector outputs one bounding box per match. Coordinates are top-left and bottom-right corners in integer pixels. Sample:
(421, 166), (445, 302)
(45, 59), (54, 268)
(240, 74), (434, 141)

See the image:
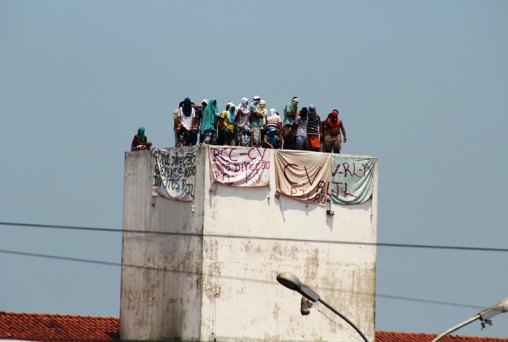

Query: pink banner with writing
(209, 146), (270, 187)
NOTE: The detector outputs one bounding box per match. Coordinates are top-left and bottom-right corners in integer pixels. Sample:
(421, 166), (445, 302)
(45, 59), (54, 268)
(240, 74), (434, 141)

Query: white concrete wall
(120, 148), (207, 340)
(121, 146), (378, 342)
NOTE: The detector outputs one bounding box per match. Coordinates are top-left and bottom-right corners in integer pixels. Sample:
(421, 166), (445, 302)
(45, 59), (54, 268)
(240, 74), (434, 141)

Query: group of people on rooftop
(131, 96), (347, 153)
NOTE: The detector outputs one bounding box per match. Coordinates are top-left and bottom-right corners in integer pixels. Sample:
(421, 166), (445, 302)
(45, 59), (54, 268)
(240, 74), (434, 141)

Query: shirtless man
(321, 109), (347, 153)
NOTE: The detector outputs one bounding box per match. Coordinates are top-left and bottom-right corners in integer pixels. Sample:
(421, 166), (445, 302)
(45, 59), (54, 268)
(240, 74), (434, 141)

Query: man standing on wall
(250, 95), (264, 146)
(200, 98), (220, 144)
(173, 101), (184, 147)
(306, 104), (321, 152)
(321, 109), (347, 153)
(282, 96), (299, 149)
(178, 97), (199, 146)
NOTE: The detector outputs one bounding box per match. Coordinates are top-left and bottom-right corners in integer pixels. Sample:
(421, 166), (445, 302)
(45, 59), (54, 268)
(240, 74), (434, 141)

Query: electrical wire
(0, 247), (486, 310)
(1, 221), (507, 253)
(0, 222), (497, 311)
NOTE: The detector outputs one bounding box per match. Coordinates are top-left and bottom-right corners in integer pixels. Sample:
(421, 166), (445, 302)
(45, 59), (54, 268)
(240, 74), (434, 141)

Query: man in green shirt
(282, 96), (299, 149)
(249, 95), (265, 146)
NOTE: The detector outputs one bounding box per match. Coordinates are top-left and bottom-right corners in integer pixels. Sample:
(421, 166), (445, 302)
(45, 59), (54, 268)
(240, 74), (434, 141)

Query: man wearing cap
(321, 109), (347, 153)
(282, 96), (299, 149)
(248, 95), (263, 146)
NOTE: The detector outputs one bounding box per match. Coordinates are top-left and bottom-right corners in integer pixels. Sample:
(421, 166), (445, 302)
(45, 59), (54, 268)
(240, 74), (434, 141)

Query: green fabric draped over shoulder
(200, 98), (220, 132)
(283, 102), (296, 126)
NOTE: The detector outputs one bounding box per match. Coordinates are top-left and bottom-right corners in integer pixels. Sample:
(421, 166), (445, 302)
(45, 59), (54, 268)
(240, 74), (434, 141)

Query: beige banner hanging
(274, 150), (332, 205)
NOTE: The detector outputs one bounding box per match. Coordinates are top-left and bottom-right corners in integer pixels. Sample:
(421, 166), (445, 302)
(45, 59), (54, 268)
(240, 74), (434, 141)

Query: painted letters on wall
(274, 151), (332, 206)
(209, 146), (270, 187)
(331, 156), (376, 204)
(152, 148), (197, 201)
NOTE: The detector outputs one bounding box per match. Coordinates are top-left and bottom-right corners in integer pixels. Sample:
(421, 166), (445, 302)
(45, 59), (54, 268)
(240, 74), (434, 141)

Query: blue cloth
(200, 98), (220, 132)
(294, 135), (308, 150)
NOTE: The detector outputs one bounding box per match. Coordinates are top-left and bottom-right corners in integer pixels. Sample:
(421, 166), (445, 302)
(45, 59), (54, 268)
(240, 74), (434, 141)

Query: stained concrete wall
(120, 148), (206, 340)
(121, 146), (378, 342)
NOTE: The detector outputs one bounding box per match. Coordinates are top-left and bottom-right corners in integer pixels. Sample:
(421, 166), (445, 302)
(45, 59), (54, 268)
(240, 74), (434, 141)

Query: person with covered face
(257, 100), (267, 121)
(235, 97), (253, 147)
(131, 126), (153, 151)
(200, 98), (220, 144)
(294, 107), (309, 150)
(321, 109), (347, 153)
(263, 108), (282, 149)
(177, 97), (199, 146)
(249, 95), (264, 146)
(173, 101), (184, 147)
(306, 104), (322, 152)
(282, 96), (299, 149)
(219, 102), (236, 146)
(250, 95), (261, 113)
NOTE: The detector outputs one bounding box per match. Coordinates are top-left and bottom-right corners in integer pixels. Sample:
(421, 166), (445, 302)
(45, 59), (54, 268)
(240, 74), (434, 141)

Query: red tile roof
(0, 311), (506, 342)
(0, 311), (119, 341)
(376, 331), (508, 342)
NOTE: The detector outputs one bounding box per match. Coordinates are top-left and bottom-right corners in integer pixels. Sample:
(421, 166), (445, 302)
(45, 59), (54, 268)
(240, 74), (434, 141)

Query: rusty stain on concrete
(272, 302), (281, 321)
(304, 248), (320, 282)
(203, 240), (223, 301)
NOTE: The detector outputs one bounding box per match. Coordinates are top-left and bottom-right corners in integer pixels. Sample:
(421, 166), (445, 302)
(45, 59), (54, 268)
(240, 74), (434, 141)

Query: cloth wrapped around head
(137, 127), (146, 142)
(259, 99), (266, 111)
(227, 103), (236, 122)
(182, 97), (193, 117)
(239, 97), (250, 115)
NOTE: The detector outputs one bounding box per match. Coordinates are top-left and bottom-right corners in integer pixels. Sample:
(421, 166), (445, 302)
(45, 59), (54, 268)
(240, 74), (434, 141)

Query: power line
(0, 248), (485, 310)
(376, 294), (483, 310)
(0, 221), (120, 233)
(1, 221), (508, 253)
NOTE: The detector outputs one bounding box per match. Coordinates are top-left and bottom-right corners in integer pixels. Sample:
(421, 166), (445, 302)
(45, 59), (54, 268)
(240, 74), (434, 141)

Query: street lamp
(432, 296), (508, 342)
(276, 272), (370, 342)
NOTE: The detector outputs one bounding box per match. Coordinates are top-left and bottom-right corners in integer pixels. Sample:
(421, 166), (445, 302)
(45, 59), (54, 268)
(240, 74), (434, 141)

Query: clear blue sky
(1, 0), (507, 338)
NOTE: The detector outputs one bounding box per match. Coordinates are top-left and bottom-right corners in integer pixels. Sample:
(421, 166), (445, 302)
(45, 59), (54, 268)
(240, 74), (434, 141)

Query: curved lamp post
(432, 296), (508, 342)
(276, 272), (370, 342)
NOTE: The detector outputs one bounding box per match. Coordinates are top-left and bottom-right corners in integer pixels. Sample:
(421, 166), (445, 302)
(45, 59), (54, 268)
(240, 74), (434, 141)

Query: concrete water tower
(120, 146), (378, 341)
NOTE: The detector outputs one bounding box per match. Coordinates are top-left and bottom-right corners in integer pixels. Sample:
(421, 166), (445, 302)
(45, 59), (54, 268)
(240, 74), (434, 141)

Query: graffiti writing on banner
(209, 147), (270, 187)
(153, 148), (196, 201)
(282, 163), (331, 205)
(274, 151), (332, 206)
(331, 156), (376, 204)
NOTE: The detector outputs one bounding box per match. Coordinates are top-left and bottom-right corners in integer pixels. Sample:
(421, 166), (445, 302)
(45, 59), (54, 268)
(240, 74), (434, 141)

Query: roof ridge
(376, 331), (508, 341)
(0, 310), (119, 320)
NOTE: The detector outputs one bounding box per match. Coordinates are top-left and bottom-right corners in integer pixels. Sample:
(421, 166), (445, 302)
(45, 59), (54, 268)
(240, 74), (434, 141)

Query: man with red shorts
(321, 109), (347, 153)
